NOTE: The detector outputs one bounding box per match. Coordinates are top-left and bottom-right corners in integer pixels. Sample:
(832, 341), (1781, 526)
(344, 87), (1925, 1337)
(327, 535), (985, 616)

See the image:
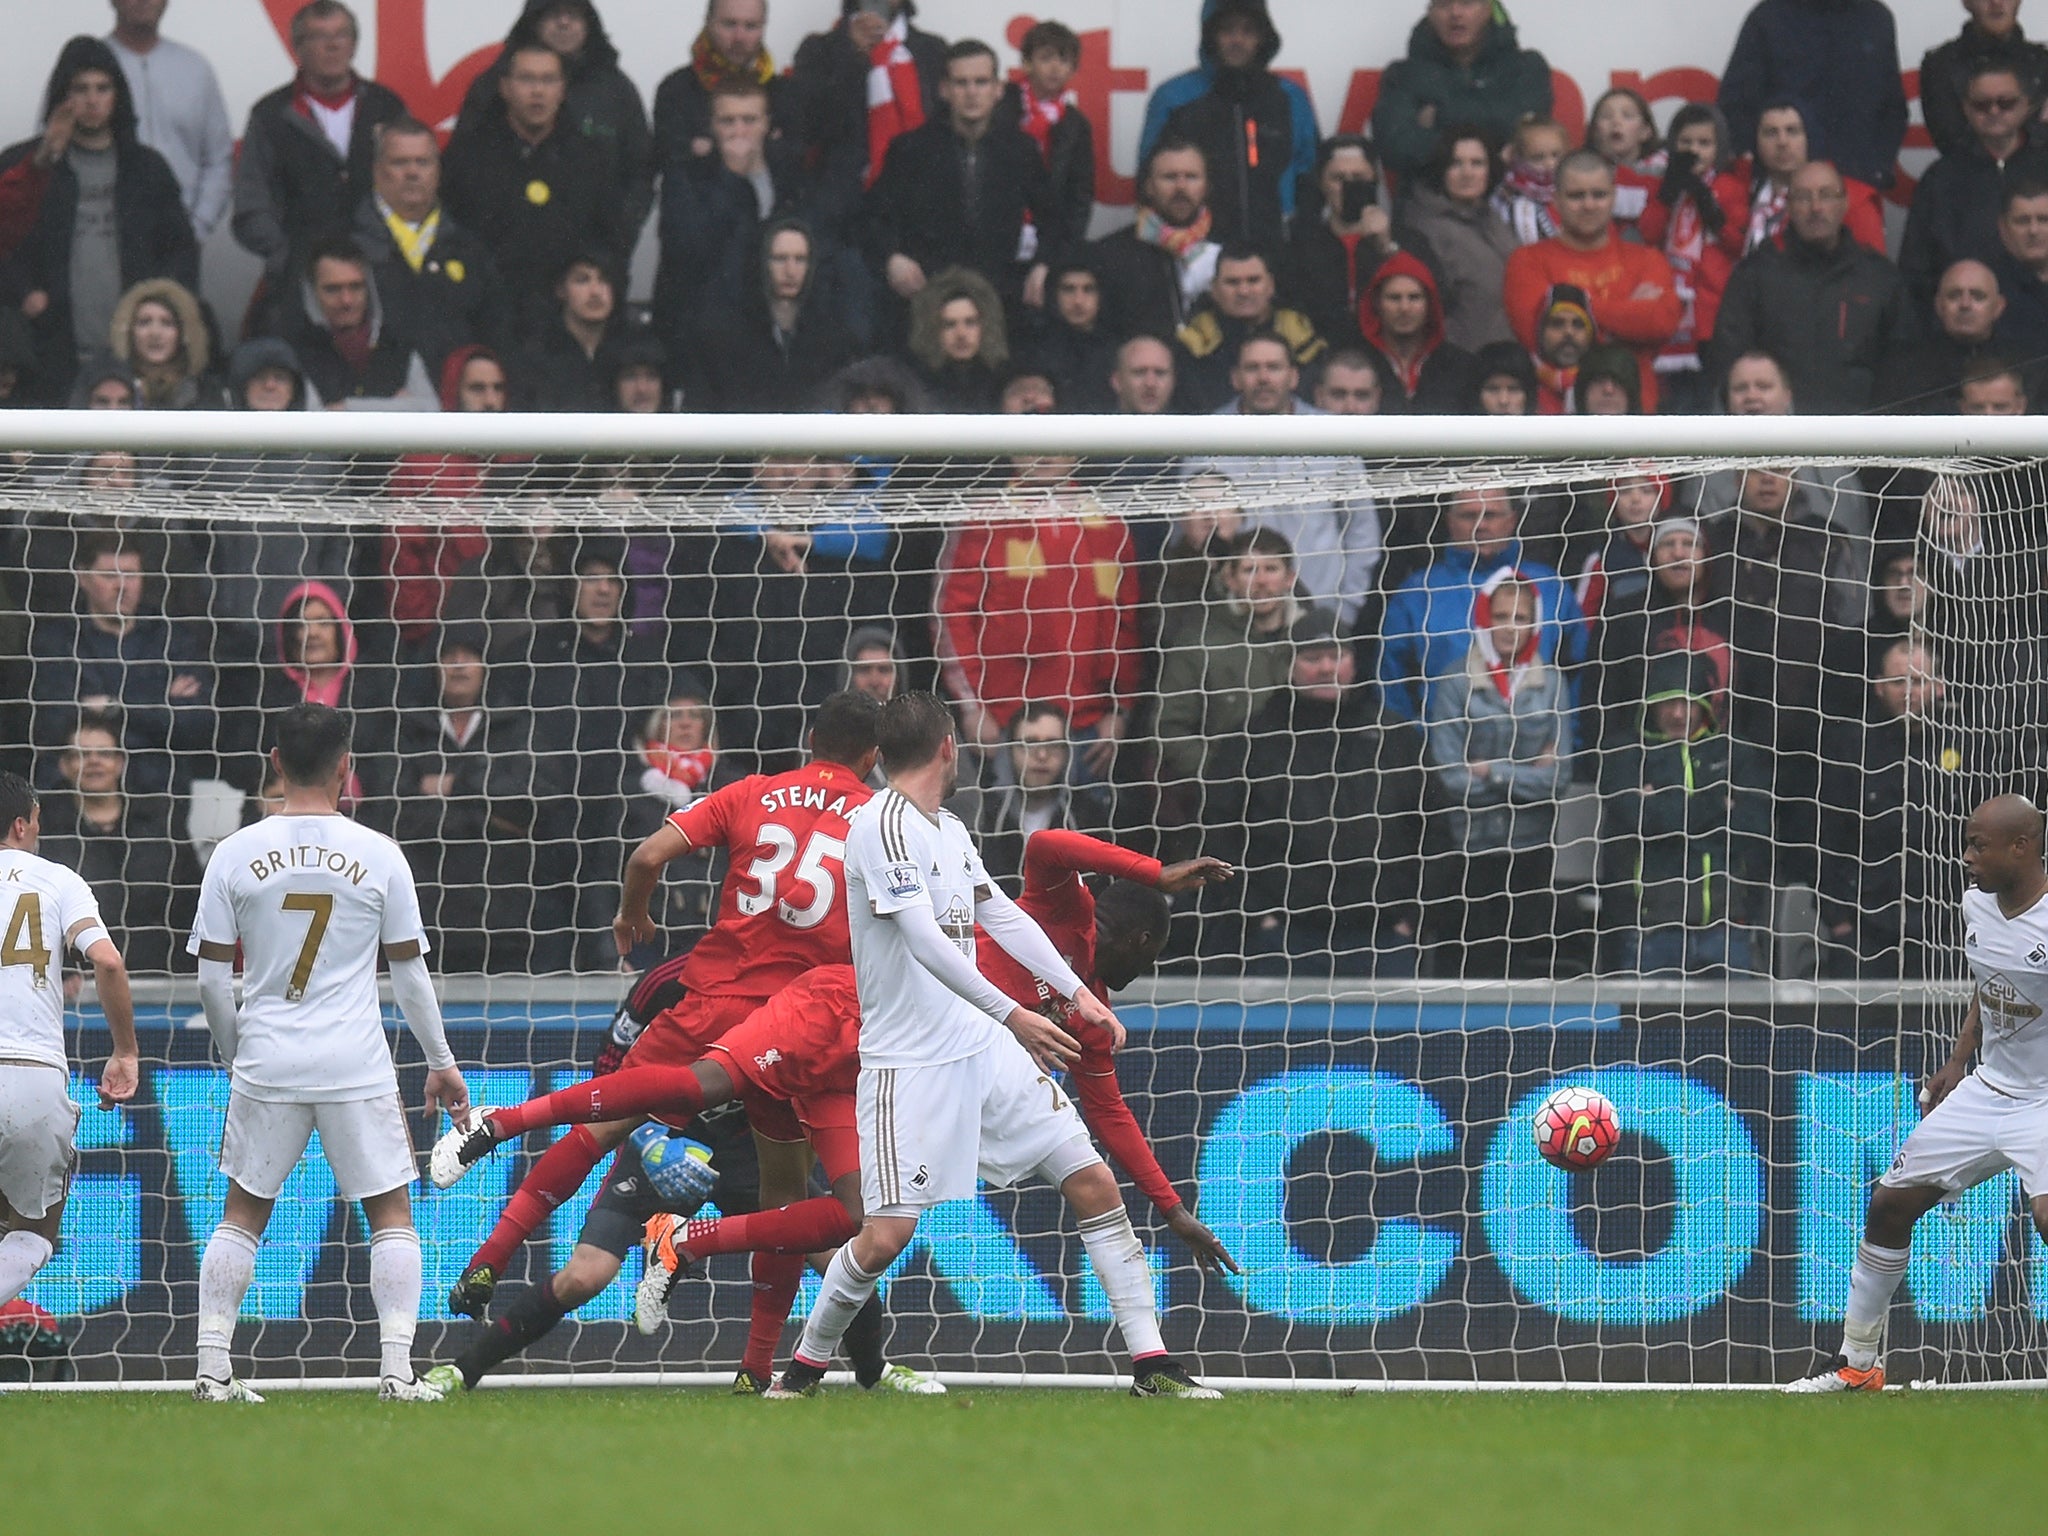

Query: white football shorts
(1880, 1073), (2048, 1200)
(859, 1034), (1100, 1211)
(0, 1063), (80, 1221)
(219, 1090), (417, 1202)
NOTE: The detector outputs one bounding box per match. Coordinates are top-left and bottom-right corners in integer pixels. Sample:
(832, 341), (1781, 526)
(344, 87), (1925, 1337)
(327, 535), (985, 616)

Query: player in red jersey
(432, 965), (876, 1391)
(443, 691), (881, 1318)
(976, 829), (1240, 1270)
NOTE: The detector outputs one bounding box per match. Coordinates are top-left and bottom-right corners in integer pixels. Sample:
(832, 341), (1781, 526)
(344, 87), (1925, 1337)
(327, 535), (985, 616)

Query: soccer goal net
(3, 409), (2043, 1388)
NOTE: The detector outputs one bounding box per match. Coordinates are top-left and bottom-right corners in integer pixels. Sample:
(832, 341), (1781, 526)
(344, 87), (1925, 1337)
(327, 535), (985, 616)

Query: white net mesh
(4, 411), (2045, 1387)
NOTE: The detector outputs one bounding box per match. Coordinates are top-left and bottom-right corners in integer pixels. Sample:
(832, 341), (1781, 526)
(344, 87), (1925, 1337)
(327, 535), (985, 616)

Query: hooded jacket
(389, 345), (520, 496)
(1716, 0), (1908, 189)
(689, 217), (860, 412)
(0, 38), (198, 401)
(1372, 3), (1554, 180)
(1379, 536), (1586, 727)
(455, 0), (653, 240)
(1357, 251), (1478, 413)
(1423, 567), (1571, 854)
(1598, 651), (1772, 931)
(1154, 0), (1318, 244)
(109, 277), (220, 409)
(283, 261), (436, 410)
(1138, 0), (1318, 226)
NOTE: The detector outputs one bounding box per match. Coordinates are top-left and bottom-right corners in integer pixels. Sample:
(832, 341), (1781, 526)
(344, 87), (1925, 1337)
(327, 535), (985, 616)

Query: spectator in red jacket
(1503, 150), (1682, 412)
(1357, 251), (1477, 413)
(934, 452), (1139, 785)
(1636, 104), (1750, 415)
(384, 345), (512, 647)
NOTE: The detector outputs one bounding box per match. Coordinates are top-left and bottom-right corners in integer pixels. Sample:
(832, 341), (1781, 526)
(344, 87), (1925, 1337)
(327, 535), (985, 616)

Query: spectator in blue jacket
(1138, 0), (1316, 235)
(1717, 0), (1908, 190)
(1372, 1), (1554, 182)
(1379, 483), (1587, 732)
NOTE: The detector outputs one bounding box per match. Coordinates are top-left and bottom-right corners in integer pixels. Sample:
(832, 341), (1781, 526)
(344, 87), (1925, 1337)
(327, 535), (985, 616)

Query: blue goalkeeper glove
(627, 1122), (719, 1210)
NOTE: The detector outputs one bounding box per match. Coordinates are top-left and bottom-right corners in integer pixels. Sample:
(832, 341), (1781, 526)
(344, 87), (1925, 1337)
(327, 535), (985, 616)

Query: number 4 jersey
(187, 813), (428, 1103)
(0, 848), (105, 1071)
(666, 761), (873, 997)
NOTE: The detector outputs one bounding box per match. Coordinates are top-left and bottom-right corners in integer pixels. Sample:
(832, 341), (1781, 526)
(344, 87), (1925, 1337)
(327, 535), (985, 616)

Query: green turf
(6, 1386), (2045, 1535)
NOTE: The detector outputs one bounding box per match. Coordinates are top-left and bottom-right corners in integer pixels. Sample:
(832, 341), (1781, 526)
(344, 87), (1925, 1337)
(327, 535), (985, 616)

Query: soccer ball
(1532, 1085), (1620, 1171)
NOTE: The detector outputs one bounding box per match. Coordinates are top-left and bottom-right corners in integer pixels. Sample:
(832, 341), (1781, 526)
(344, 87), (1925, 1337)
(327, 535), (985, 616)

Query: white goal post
(1, 409), (2044, 1389)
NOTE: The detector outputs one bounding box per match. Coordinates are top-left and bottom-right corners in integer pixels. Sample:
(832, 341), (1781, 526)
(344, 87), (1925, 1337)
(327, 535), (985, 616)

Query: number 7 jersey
(186, 813), (428, 1103)
(666, 761), (873, 997)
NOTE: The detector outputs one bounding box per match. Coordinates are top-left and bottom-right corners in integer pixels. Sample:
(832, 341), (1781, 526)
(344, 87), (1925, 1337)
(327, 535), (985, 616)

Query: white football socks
(369, 1226), (423, 1382)
(1842, 1239), (1910, 1369)
(0, 1229), (55, 1308)
(793, 1246), (884, 1368)
(1078, 1207), (1165, 1360)
(196, 1222), (261, 1383)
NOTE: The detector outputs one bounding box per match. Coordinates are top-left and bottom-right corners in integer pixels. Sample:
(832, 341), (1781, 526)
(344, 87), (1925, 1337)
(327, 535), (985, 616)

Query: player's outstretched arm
(1163, 1205), (1241, 1274)
(977, 885), (1126, 1051)
(1020, 827), (1234, 897)
(1923, 995), (1982, 1112)
(615, 821), (693, 955)
(1155, 857), (1235, 895)
(75, 924), (138, 1110)
(387, 940), (469, 1128)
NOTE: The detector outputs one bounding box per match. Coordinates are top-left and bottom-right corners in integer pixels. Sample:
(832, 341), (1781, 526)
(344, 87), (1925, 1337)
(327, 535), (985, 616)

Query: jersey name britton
(245, 845), (373, 885)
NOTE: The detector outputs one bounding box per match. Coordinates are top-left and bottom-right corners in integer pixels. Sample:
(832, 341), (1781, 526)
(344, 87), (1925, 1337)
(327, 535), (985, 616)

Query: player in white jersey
(771, 693), (1219, 1399)
(0, 771), (139, 1310)
(1791, 794), (2048, 1392)
(186, 705), (470, 1403)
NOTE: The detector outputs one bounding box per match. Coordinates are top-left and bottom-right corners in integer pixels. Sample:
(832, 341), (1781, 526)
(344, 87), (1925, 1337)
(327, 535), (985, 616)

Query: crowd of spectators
(0, 0), (2037, 985)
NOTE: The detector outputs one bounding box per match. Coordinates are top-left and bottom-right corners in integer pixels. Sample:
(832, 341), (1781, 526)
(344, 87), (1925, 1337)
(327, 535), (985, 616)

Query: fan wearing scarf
(1421, 568), (1571, 978)
(1529, 282), (1591, 414)
(653, 0), (783, 169)
(787, 0), (945, 204)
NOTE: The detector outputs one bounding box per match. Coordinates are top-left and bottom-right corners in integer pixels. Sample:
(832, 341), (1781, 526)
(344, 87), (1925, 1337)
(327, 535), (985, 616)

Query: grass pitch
(7, 1385), (2046, 1535)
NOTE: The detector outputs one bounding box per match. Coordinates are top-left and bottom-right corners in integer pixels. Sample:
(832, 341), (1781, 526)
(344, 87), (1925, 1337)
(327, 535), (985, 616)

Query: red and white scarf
(1491, 161), (1558, 246)
(864, 16), (926, 188)
(1745, 178), (1787, 254)
(1472, 567), (1542, 700)
(1018, 81), (1076, 159)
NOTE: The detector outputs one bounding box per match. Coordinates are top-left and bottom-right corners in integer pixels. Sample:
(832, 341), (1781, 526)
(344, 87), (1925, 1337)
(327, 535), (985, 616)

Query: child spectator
(1491, 116), (1570, 246)
(1574, 471), (1669, 625)
(1598, 650), (1773, 976)
(636, 693), (719, 814)
(999, 21), (1095, 258)
(1421, 569), (1570, 977)
(1587, 87), (1665, 230)
(1635, 104), (1748, 415)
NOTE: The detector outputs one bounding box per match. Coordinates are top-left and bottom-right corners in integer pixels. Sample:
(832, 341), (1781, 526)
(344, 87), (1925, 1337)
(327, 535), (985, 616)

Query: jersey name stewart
(667, 762), (872, 997)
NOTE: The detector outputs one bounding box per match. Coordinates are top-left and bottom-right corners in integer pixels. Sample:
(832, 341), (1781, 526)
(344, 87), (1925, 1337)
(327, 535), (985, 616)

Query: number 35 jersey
(666, 761), (873, 998)
(187, 813), (427, 1103)
(0, 848), (104, 1072)
(1963, 886), (2048, 1099)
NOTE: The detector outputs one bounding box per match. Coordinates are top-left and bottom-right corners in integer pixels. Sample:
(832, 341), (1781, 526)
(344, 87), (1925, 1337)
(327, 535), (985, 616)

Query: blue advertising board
(25, 997), (2045, 1383)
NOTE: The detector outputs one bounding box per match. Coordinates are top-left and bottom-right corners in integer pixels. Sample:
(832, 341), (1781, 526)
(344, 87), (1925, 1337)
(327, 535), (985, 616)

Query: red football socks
(488, 1067), (709, 1140)
(743, 1252), (806, 1379)
(469, 1126), (605, 1274)
(678, 1197), (857, 1261)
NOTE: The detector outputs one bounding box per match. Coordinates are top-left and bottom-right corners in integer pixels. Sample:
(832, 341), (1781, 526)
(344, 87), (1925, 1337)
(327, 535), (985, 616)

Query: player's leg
(0, 1064), (80, 1307)
(1788, 1076), (2007, 1392)
(320, 1094), (441, 1399)
(453, 1116), (638, 1306)
(431, 1128), (709, 1391)
(431, 1062), (730, 1187)
(196, 1093), (314, 1400)
(772, 1061), (979, 1397)
(981, 1038), (1218, 1398)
